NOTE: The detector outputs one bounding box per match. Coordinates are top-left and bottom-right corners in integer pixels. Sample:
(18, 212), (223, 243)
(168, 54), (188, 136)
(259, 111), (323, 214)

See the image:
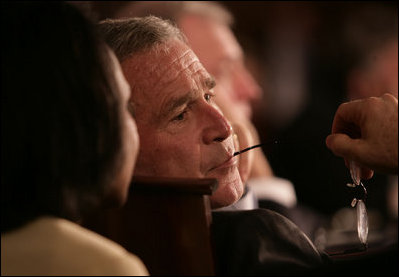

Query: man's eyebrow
(159, 76), (216, 120)
(205, 76), (216, 90)
(160, 92), (195, 119)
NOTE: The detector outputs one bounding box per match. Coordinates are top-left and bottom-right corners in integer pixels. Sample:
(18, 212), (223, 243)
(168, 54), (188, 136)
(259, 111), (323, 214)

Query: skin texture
(326, 93), (398, 178)
(121, 39), (244, 208)
(179, 13), (273, 180)
(105, 52), (140, 206)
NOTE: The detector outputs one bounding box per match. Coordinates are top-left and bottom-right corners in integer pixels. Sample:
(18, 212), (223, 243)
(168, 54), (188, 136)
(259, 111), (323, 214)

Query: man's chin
(209, 174), (243, 209)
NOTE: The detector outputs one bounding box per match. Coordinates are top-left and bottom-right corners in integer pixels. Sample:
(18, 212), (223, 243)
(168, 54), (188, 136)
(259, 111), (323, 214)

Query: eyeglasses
(233, 139), (279, 157)
(233, 143), (264, 156)
(346, 160), (368, 248)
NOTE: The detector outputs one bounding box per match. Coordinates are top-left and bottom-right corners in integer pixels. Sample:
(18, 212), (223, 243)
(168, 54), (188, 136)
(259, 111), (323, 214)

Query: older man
(99, 16), (243, 209)
(98, 16), (326, 274)
(115, 0), (276, 206)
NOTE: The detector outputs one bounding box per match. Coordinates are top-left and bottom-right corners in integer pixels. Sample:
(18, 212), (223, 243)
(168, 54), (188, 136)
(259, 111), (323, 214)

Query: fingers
(326, 133), (357, 159)
(327, 134), (374, 180)
(331, 100), (364, 136)
(360, 167), (374, 180)
(381, 92), (398, 104)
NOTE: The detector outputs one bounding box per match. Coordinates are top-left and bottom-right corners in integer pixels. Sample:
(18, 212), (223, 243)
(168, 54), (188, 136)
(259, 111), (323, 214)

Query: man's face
(180, 14), (262, 122)
(121, 39), (244, 208)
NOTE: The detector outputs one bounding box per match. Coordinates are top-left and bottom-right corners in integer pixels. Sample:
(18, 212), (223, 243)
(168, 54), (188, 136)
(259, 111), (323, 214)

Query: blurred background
(83, 0), (397, 248)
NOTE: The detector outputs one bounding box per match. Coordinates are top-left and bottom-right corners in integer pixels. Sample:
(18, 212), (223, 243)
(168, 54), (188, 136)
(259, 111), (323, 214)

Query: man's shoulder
(212, 208), (317, 249)
(212, 208), (293, 228)
(211, 209), (326, 275)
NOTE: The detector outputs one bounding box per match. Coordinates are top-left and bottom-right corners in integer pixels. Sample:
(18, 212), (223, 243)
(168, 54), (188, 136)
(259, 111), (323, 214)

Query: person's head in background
(343, 3), (398, 100)
(116, 1), (262, 124)
(98, 16), (244, 208)
(1, 2), (139, 233)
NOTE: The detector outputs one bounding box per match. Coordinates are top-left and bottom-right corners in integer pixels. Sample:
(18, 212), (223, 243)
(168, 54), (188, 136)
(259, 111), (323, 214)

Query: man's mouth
(209, 155), (237, 172)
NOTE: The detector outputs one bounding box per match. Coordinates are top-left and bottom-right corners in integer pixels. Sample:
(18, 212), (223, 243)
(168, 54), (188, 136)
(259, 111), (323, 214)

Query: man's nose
(202, 104), (233, 144)
(234, 66), (262, 101)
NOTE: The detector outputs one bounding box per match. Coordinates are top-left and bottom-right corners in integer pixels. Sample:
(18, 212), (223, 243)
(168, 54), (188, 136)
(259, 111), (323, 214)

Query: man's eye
(173, 110), (187, 121)
(204, 93), (214, 102)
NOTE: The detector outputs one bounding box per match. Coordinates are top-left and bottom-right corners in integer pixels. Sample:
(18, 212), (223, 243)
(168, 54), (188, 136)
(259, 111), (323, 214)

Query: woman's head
(1, 2), (139, 232)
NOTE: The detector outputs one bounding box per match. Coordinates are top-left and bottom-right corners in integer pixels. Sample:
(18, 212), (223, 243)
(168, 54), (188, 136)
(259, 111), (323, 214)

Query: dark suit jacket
(211, 209), (329, 275)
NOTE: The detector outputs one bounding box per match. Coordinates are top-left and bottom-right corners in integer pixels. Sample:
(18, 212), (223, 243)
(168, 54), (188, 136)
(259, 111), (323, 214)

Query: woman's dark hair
(1, 2), (125, 232)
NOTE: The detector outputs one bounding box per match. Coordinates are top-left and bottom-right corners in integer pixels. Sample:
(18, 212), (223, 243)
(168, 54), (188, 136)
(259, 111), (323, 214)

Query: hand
(326, 93), (398, 178)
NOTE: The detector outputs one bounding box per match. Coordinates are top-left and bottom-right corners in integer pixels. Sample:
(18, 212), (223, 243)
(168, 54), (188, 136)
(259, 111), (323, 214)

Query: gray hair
(114, 1), (234, 27)
(98, 15), (186, 62)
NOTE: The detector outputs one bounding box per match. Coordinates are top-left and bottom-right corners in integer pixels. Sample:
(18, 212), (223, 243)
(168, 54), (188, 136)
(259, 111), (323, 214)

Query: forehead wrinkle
(133, 72), (215, 129)
(129, 50), (204, 96)
(121, 43), (193, 84)
(169, 49), (192, 67)
(153, 48), (195, 83)
(156, 53), (203, 88)
(162, 60), (212, 95)
(123, 41), (215, 127)
(127, 59), (212, 98)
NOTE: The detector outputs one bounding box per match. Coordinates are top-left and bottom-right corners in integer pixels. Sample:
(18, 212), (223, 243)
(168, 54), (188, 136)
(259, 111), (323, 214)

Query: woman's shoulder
(1, 216), (148, 276)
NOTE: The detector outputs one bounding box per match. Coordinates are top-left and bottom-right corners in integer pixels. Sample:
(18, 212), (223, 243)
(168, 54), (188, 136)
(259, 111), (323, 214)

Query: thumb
(327, 134), (375, 180)
(326, 133), (358, 159)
